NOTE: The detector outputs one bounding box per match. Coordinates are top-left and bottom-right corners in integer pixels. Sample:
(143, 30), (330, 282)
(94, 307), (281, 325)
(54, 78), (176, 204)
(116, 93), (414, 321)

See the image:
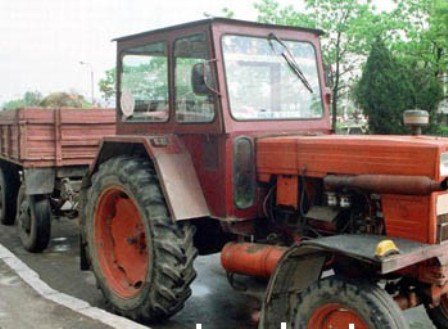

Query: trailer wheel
(0, 167), (20, 225)
(83, 156), (197, 323)
(16, 187), (52, 252)
(425, 294), (448, 328)
(292, 277), (409, 329)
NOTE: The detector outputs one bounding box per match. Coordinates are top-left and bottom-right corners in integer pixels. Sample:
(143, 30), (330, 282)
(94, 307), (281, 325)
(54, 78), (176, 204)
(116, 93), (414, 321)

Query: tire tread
(292, 276), (409, 329)
(83, 156), (197, 323)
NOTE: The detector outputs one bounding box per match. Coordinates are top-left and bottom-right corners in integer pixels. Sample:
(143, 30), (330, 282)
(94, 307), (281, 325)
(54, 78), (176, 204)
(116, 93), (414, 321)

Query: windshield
(222, 35), (323, 120)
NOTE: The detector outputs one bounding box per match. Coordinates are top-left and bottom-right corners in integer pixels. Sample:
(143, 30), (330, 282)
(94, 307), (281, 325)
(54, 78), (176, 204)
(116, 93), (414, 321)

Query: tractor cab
(110, 18), (331, 221)
(115, 18), (331, 134)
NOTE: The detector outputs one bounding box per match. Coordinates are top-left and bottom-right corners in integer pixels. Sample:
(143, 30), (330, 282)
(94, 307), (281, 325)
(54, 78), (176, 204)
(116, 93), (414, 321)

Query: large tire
(0, 166), (20, 225)
(425, 294), (448, 328)
(292, 276), (409, 329)
(83, 156), (197, 323)
(16, 186), (52, 252)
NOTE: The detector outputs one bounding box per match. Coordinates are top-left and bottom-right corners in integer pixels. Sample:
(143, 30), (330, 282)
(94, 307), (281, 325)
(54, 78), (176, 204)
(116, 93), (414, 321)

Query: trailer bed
(0, 107), (115, 168)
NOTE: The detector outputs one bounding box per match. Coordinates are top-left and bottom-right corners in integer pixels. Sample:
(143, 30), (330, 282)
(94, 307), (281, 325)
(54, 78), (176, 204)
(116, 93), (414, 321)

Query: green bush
(433, 125), (448, 137)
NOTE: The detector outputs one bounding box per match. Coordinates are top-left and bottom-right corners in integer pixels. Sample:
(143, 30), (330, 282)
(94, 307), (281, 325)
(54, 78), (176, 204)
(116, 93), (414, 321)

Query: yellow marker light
(375, 240), (400, 258)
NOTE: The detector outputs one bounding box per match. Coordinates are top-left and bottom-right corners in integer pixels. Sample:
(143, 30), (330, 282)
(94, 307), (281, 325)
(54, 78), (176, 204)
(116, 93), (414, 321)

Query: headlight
(441, 152), (448, 177)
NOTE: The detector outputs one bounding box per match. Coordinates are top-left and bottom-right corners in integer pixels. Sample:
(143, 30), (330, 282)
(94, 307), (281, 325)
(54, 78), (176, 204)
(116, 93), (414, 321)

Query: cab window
(174, 34), (215, 123)
(120, 42), (169, 122)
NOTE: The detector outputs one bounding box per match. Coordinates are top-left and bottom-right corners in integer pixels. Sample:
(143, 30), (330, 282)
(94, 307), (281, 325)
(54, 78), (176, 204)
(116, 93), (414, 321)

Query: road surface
(0, 218), (436, 328)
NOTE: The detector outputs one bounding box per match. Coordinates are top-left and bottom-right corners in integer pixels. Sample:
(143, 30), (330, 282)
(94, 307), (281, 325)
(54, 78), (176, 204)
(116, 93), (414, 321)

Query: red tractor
(80, 18), (448, 329)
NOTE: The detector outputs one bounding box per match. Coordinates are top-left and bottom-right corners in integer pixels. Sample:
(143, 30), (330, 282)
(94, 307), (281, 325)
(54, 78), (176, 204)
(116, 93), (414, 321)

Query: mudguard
(259, 234), (448, 328)
(303, 234), (448, 274)
(259, 247), (326, 329)
(86, 135), (210, 221)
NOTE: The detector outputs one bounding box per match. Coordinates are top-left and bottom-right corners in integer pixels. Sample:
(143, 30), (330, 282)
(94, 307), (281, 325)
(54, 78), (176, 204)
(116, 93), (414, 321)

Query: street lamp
(79, 61), (95, 106)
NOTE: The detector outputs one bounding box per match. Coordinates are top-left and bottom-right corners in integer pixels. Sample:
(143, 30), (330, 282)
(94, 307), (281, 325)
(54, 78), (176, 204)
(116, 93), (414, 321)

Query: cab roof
(113, 17), (325, 42)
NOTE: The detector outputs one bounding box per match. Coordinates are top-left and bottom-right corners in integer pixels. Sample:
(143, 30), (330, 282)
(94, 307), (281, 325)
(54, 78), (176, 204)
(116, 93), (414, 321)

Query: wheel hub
(95, 187), (149, 298)
(308, 303), (368, 329)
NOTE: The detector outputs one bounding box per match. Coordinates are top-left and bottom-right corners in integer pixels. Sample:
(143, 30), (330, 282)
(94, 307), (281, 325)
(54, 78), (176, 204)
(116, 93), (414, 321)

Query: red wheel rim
(95, 187), (148, 298)
(308, 303), (368, 329)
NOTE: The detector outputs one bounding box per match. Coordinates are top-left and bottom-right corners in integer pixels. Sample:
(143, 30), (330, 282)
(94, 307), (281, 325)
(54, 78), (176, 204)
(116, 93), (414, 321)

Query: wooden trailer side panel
(19, 109), (55, 164)
(0, 109), (20, 164)
(0, 108), (115, 168)
(58, 109), (116, 167)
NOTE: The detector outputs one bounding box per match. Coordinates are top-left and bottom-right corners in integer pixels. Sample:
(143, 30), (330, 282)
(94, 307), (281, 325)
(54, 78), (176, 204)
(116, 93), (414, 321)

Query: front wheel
(426, 294), (448, 328)
(16, 187), (52, 252)
(83, 156), (197, 323)
(292, 277), (409, 329)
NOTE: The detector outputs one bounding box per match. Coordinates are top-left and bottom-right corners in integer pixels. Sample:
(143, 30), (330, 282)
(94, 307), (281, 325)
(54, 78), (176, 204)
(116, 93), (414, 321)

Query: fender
(259, 234), (448, 328)
(259, 246), (326, 329)
(86, 135), (210, 221)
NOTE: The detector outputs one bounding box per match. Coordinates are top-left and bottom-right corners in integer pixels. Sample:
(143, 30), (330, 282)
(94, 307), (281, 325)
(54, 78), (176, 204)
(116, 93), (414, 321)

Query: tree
(254, 0), (395, 129)
(431, 0), (448, 75)
(221, 7), (235, 19)
(421, 0), (448, 79)
(384, 0), (446, 132)
(98, 57), (167, 104)
(391, 0), (447, 78)
(98, 68), (116, 103)
(2, 90), (92, 110)
(2, 91), (43, 110)
(355, 39), (443, 134)
(39, 91), (91, 108)
(408, 66), (444, 114)
(355, 39), (413, 134)
(253, 0), (448, 129)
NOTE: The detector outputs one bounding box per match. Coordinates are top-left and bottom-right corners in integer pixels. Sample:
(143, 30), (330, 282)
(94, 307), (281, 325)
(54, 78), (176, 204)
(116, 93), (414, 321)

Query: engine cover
(256, 135), (446, 181)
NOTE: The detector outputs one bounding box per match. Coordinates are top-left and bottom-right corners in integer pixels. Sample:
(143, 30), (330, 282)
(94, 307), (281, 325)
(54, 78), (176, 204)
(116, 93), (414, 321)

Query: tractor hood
(256, 134), (448, 182)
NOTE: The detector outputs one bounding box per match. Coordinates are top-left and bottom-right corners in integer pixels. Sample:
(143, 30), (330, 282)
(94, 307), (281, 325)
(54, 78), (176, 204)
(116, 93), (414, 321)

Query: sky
(0, 0), (394, 105)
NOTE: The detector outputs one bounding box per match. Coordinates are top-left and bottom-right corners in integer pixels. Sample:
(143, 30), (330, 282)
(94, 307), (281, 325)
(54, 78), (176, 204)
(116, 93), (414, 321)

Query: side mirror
(192, 63), (209, 95)
(191, 62), (217, 96)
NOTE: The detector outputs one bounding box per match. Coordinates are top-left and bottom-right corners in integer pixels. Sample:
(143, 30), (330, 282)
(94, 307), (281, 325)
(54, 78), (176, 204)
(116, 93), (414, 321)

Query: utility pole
(79, 61), (95, 106)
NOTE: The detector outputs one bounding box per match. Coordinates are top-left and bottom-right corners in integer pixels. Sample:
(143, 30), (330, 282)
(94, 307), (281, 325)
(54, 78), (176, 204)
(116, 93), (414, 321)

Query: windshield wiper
(267, 32), (314, 94)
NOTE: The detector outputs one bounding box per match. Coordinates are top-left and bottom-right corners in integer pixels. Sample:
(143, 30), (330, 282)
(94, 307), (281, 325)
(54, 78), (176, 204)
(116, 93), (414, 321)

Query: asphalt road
(0, 217), (437, 329)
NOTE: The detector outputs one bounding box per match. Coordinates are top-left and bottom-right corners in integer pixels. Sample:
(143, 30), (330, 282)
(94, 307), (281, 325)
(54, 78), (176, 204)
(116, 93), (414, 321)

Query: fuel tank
(256, 135), (448, 181)
(221, 242), (287, 278)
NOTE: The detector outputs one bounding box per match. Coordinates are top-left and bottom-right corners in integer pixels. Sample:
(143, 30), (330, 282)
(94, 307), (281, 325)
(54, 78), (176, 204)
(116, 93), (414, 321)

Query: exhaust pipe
(221, 242), (287, 278)
(324, 175), (447, 196)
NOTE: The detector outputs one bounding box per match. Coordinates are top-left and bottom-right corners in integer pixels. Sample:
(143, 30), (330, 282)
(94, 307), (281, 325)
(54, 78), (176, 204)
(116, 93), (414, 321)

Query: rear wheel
(16, 187), (52, 252)
(426, 294), (448, 328)
(83, 156), (197, 323)
(292, 277), (409, 329)
(0, 166), (20, 225)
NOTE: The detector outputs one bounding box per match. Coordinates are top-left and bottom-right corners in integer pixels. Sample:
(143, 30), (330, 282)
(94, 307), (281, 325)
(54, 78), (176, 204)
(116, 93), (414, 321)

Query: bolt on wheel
(308, 303), (368, 329)
(94, 187), (149, 298)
